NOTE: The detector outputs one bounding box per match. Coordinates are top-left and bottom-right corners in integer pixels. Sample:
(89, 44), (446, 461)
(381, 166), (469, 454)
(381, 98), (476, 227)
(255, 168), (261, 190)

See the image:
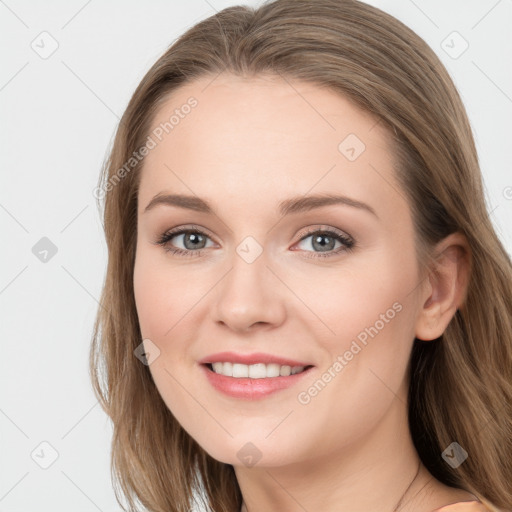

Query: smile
(198, 351), (314, 399)
(209, 362), (309, 378)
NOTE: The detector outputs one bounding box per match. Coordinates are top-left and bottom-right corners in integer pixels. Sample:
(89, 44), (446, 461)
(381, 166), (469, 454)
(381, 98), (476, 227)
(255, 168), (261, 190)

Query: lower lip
(201, 364), (313, 400)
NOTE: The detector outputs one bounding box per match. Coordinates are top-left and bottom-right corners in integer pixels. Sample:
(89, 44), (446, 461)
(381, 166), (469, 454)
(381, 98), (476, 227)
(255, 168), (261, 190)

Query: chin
(189, 430), (305, 469)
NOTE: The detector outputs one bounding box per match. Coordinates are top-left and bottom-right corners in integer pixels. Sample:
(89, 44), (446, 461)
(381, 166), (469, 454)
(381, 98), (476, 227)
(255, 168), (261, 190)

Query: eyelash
(154, 225), (355, 259)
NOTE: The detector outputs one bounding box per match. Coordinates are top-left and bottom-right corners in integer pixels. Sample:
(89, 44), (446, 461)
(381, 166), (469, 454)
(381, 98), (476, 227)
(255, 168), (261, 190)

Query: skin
(133, 73), (473, 511)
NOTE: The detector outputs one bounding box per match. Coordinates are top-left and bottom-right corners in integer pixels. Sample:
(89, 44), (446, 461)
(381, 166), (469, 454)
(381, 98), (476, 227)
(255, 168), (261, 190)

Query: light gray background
(1, 1), (511, 510)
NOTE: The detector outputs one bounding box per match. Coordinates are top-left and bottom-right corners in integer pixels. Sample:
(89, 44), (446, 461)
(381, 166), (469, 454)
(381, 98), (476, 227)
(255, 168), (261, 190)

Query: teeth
(233, 363), (248, 378)
(280, 365), (291, 376)
(210, 362), (306, 378)
(249, 363), (267, 378)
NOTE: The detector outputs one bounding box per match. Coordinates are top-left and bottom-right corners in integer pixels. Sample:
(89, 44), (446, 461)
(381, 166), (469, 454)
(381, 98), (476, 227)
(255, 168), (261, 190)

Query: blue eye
(294, 228), (354, 259)
(155, 228), (214, 257)
(155, 226), (355, 259)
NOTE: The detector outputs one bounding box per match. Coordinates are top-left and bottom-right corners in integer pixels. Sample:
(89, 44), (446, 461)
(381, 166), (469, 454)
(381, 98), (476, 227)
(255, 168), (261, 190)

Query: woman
(90, 0), (512, 511)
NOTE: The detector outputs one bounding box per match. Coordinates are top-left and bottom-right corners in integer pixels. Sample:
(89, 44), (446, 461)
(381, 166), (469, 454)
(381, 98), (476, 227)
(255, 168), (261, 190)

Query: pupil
(185, 232), (205, 249)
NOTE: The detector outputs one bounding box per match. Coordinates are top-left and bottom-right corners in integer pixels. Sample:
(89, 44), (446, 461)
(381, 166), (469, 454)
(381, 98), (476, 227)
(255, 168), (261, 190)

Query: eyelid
(157, 224), (217, 243)
(296, 225), (353, 242)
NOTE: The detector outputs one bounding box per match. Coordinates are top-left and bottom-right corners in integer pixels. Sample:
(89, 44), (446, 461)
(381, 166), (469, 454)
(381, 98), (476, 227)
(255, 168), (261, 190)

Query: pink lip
(198, 352), (314, 400)
(198, 351), (311, 367)
(200, 365), (314, 400)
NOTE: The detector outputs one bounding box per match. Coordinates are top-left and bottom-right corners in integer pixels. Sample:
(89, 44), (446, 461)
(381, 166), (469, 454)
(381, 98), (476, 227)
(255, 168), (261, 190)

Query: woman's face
(133, 73), (426, 467)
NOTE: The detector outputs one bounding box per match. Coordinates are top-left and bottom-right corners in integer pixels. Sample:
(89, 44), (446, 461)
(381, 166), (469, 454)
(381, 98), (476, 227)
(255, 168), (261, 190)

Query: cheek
(133, 250), (200, 424)
(133, 256), (167, 339)
(133, 247), (209, 409)
(301, 247), (416, 353)
(301, 244), (419, 409)
(133, 247), (201, 340)
(290, 269), (417, 458)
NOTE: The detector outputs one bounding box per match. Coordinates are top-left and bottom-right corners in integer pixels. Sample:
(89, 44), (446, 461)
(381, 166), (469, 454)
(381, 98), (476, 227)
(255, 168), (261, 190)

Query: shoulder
(432, 501), (492, 512)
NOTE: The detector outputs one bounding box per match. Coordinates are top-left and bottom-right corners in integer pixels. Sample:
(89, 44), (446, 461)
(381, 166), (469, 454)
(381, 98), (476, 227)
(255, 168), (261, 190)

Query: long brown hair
(89, 1), (512, 510)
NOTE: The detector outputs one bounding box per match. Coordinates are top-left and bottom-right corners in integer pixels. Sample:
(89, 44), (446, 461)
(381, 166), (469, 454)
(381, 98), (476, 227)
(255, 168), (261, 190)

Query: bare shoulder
(428, 485), (488, 512)
(415, 474), (482, 512)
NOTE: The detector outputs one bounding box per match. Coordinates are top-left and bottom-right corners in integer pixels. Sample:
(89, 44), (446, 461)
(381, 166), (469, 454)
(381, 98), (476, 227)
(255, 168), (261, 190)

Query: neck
(235, 394), (434, 512)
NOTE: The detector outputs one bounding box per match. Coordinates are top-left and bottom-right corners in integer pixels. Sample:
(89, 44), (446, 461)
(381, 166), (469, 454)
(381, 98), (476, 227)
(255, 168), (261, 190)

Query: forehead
(138, 73), (402, 219)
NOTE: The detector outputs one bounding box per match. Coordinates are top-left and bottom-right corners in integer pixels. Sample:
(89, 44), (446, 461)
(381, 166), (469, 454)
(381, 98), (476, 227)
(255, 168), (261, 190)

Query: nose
(211, 249), (286, 333)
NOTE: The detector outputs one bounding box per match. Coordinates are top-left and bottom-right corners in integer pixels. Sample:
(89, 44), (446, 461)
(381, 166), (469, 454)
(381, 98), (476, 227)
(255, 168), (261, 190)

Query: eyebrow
(143, 193), (378, 218)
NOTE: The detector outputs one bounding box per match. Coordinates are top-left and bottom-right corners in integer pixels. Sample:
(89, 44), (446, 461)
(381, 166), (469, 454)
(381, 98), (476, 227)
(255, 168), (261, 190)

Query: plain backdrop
(1, 1), (511, 511)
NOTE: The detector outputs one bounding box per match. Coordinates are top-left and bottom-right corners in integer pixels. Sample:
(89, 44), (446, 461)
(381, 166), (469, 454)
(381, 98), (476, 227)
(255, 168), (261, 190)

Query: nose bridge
(212, 236), (285, 330)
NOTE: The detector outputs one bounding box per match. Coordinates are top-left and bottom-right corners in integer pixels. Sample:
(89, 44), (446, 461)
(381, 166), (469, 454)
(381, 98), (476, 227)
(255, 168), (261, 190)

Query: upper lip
(198, 351), (312, 367)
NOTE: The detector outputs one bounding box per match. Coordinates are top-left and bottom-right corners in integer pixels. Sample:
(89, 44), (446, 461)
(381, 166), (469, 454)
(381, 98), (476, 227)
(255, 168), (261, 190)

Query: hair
(89, 0), (512, 511)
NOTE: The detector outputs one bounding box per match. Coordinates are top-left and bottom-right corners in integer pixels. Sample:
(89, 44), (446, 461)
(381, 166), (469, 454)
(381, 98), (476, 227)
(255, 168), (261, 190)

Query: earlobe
(414, 233), (471, 341)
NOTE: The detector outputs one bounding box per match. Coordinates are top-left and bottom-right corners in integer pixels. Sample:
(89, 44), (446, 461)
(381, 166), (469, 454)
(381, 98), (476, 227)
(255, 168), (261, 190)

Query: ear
(415, 232), (471, 341)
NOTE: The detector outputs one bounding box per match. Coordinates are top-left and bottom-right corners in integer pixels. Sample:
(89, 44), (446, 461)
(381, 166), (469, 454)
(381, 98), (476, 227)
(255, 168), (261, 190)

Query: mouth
(204, 362), (313, 378)
(198, 352), (315, 399)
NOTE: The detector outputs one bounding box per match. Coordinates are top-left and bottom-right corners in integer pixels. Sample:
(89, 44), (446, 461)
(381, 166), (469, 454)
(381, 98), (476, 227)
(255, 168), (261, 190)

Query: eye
(154, 225), (355, 259)
(154, 226), (215, 257)
(292, 227), (355, 259)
